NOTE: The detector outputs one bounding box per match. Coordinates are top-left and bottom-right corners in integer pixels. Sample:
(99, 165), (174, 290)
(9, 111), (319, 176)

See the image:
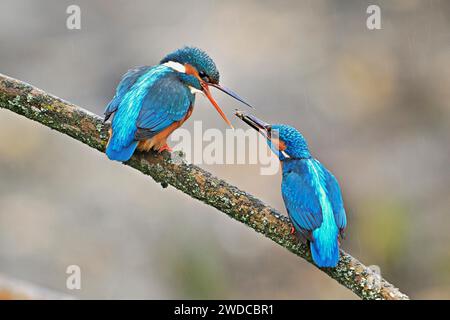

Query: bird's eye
(199, 71), (210, 83)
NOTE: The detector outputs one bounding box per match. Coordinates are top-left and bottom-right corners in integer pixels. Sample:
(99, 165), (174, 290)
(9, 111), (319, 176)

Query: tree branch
(0, 73), (409, 300)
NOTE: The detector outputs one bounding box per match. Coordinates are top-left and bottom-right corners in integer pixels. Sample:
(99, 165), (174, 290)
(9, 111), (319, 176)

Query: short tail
(106, 139), (138, 162)
(310, 234), (340, 268)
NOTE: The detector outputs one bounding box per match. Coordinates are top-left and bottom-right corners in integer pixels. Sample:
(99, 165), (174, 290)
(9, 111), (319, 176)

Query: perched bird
(236, 112), (347, 267)
(104, 46), (252, 161)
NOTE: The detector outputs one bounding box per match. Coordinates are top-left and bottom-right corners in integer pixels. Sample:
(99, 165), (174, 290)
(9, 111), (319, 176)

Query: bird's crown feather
(160, 46), (220, 84)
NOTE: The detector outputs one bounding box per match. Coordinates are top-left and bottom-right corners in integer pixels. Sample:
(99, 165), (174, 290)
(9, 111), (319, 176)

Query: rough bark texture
(0, 73), (409, 300)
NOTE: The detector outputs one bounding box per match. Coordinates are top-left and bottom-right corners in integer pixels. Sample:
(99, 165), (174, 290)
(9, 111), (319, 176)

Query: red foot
(158, 144), (173, 153)
(290, 226), (295, 235)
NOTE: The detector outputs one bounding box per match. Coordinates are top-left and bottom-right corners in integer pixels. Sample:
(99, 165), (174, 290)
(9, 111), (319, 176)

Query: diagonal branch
(0, 73), (409, 300)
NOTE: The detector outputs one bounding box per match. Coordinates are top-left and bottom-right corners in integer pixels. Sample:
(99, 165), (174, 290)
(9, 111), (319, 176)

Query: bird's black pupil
(199, 71), (209, 82)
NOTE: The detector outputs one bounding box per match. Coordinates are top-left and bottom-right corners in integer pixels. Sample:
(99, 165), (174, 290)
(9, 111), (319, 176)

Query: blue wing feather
(135, 72), (193, 137)
(104, 66), (150, 121)
(282, 160), (346, 232)
(282, 159), (345, 267)
(281, 160), (323, 238)
(323, 166), (347, 231)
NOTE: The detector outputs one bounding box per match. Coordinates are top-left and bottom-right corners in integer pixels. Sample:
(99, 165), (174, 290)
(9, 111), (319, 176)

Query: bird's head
(235, 111), (311, 161)
(161, 47), (252, 128)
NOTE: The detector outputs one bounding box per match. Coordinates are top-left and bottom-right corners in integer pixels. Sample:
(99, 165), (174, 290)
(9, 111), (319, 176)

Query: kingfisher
(236, 112), (347, 267)
(103, 46), (252, 161)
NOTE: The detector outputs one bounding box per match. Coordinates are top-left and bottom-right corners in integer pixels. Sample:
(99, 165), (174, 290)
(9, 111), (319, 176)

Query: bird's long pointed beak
(234, 110), (271, 138)
(208, 83), (254, 109)
(201, 83), (234, 129)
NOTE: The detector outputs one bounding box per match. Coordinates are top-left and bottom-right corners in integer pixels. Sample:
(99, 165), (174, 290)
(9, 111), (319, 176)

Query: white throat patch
(189, 86), (204, 95)
(281, 150), (290, 158)
(162, 61), (186, 73)
(163, 61), (203, 95)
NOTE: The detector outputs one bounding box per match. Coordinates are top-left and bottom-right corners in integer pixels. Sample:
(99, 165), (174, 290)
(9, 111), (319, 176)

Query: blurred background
(0, 0), (449, 299)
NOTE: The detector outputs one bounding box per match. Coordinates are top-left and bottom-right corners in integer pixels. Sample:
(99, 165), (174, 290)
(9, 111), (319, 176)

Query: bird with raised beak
(236, 111), (347, 267)
(104, 46), (252, 161)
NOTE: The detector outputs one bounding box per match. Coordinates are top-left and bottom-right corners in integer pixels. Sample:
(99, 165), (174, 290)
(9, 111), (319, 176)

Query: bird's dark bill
(234, 111), (270, 137)
(208, 83), (254, 109)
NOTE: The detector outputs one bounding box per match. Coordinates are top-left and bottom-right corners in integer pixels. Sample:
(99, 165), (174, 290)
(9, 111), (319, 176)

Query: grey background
(0, 0), (449, 299)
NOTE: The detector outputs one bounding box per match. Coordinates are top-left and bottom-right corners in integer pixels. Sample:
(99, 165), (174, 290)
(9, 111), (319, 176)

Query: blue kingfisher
(236, 111), (347, 267)
(104, 46), (252, 161)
